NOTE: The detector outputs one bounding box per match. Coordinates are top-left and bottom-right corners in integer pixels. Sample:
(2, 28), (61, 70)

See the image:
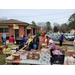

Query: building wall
(0, 26), (14, 41)
(25, 26), (27, 37)
(31, 27), (33, 35)
(19, 25), (25, 37)
(0, 25), (39, 41)
(9, 26), (14, 37)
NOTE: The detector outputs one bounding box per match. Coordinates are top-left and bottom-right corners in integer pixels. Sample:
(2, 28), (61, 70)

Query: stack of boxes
(39, 53), (51, 64)
(33, 50), (40, 60)
(27, 49), (40, 60)
(12, 50), (25, 60)
(20, 51), (29, 60)
(27, 50), (35, 60)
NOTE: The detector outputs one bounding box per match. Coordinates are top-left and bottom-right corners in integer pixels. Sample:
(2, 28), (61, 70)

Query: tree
(37, 22), (46, 30)
(53, 23), (60, 32)
(46, 21), (52, 32)
(68, 13), (75, 29)
(53, 26), (59, 32)
(59, 23), (68, 33)
(31, 21), (36, 26)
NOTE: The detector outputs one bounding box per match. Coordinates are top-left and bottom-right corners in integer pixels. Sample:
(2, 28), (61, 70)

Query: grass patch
(53, 32), (58, 34)
(0, 42), (4, 46)
(0, 54), (6, 65)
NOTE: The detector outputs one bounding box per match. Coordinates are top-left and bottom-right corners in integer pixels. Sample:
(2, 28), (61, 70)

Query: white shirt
(45, 39), (47, 43)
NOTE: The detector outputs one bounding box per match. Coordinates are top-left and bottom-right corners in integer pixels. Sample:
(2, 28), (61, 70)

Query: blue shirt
(59, 35), (63, 41)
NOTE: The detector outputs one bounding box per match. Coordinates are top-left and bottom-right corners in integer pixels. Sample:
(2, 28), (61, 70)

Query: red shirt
(42, 33), (45, 37)
(9, 37), (15, 43)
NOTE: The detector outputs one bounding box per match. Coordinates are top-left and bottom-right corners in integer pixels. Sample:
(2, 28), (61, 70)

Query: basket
(52, 55), (65, 64)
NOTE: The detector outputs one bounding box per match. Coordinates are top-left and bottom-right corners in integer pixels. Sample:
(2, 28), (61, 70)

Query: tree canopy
(31, 21), (36, 26)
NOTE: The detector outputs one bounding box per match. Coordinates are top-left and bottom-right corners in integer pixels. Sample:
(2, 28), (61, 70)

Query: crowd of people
(8, 32), (63, 52)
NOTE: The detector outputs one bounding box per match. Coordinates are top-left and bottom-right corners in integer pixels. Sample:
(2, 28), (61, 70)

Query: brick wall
(25, 26), (27, 37)
(9, 26), (14, 37)
(19, 25), (25, 37)
(0, 34), (9, 42)
(31, 27), (33, 35)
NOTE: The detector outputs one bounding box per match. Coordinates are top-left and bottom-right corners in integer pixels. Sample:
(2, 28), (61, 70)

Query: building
(39, 27), (46, 33)
(0, 19), (39, 41)
(70, 29), (75, 34)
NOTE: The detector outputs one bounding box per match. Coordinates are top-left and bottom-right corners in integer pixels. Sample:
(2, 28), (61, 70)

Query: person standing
(42, 32), (45, 38)
(9, 35), (15, 43)
(33, 34), (39, 49)
(25, 35), (33, 51)
(43, 35), (50, 45)
(22, 35), (28, 43)
(46, 40), (57, 54)
(59, 34), (63, 46)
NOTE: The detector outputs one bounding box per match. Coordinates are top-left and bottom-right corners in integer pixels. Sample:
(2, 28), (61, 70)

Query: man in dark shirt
(33, 34), (39, 49)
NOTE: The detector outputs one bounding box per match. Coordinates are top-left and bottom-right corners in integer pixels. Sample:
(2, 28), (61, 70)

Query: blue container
(33, 44), (37, 49)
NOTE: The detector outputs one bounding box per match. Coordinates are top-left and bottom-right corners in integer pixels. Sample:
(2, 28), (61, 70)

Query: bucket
(33, 44), (37, 50)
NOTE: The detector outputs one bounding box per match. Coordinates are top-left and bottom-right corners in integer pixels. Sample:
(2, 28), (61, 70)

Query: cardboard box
(33, 54), (40, 60)
(19, 50), (25, 53)
(67, 50), (75, 56)
(20, 51), (29, 60)
(42, 43), (47, 48)
(12, 51), (24, 56)
(65, 50), (75, 56)
(27, 53), (34, 59)
(5, 56), (15, 61)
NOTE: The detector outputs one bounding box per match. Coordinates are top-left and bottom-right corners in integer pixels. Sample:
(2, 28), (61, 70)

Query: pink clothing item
(49, 43), (57, 50)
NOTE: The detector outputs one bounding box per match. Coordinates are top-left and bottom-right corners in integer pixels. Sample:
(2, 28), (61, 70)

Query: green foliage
(32, 21), (36, 26)
(44, 32), (47, 34)
(53, 26), (59, 32)
(0, 42), (3, 46)
(17, 37), (23, 40)
(46, 21), (52, 32)
(36, 31), (42, 36)
(68, 13), (75, 29)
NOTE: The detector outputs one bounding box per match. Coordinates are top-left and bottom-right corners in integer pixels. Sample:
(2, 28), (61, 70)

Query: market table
(19, 60), (51, 65)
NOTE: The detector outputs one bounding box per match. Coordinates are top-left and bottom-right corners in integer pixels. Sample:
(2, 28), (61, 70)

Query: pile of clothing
(52, 50), (63, 55)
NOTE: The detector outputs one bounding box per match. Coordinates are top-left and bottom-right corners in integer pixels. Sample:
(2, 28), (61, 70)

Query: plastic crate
(52, 55), (65, 64)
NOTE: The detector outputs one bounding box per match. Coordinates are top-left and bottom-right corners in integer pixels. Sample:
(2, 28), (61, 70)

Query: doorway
(27, 29), (31, 37)
(14, 29), (19, 40)
(33, 28), (35, 35)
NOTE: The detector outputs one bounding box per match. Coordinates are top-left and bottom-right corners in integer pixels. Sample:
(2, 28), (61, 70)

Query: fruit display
(3, 48), (16, 54)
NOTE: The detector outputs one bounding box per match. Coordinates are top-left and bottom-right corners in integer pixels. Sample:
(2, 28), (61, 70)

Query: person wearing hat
(43, 35), (50, 45)
(46, 39), (56, 54)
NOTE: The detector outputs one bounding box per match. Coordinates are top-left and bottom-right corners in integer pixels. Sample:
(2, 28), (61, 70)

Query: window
(0, 28), (9, 33)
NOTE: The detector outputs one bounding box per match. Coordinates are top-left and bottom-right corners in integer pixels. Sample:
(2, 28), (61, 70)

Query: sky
(0, 9), (75, 27)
